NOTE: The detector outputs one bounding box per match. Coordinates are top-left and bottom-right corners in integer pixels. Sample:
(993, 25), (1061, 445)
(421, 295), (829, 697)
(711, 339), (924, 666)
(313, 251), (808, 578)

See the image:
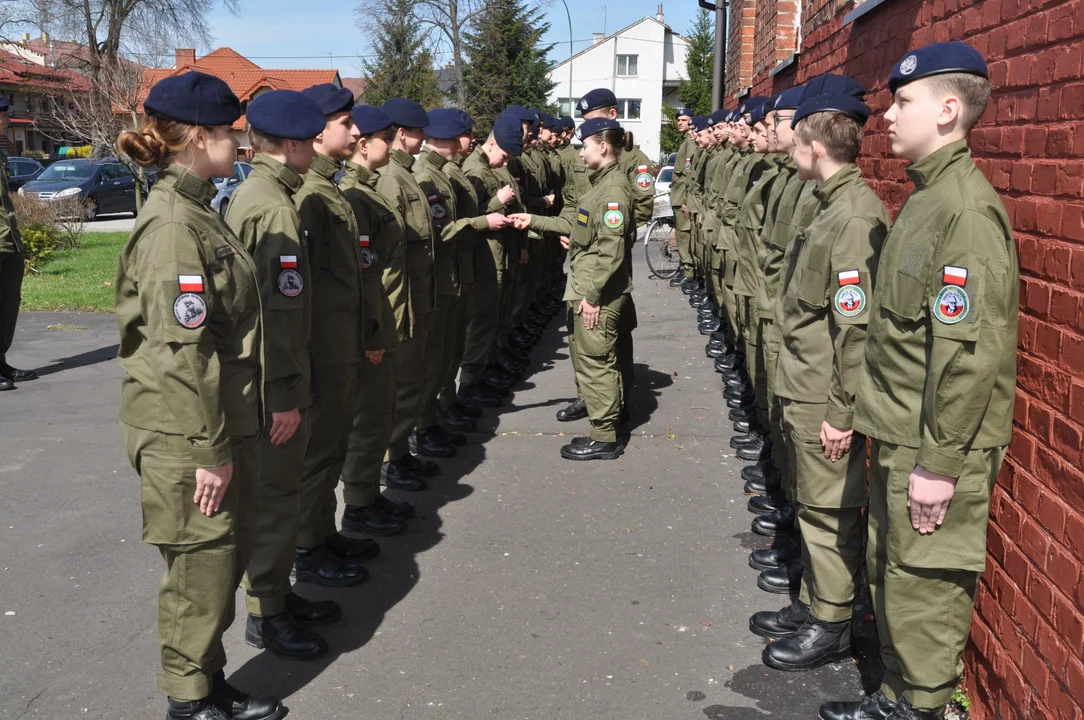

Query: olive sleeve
(917, 210), (1016, 477)
(824, 217), (885, 430)
(344, 192), (385, 351)
(584, 199), (629, 306)
(249, 205), (308, 413)
(135, 224), (230, 468)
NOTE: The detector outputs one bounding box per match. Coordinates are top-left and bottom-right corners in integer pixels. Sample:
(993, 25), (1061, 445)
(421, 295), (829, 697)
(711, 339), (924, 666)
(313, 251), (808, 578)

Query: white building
(547, 5), (689, 163)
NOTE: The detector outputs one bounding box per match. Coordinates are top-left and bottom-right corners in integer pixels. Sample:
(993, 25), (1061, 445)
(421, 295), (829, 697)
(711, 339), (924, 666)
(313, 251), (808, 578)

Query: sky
(201, 0), (703, 75)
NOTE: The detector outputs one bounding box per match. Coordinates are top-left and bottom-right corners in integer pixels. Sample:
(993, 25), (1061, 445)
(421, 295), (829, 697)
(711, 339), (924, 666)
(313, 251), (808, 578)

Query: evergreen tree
(362, 0), (444, 108)
(660, 9), (715, 157)
(462, 0), (556, 134)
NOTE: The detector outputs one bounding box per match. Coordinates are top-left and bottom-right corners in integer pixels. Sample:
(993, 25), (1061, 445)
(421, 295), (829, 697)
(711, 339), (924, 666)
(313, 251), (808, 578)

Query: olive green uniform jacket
(377, 148), (436, 315)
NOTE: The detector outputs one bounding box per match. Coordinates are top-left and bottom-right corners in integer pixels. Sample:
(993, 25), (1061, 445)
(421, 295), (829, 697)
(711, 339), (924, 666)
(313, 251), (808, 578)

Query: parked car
(6, 157), (44, 191)
(18, 157), (140, 217)
(210, 161), (252, 217)
(653, 165), (674, 218)
(666, 152), (677, 166)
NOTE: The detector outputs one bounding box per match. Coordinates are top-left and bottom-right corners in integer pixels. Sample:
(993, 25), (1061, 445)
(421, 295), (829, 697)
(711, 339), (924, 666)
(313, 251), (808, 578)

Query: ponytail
(597, 128), (632, 156)
(622, 131), (634, 152)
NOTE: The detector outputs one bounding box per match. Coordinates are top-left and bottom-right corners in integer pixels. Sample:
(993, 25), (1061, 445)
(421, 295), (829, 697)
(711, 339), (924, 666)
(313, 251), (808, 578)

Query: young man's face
(732, 122), (750, 149)
(284, 137), (318, 174)
(712, 123), (727, 143)
(752, 122), (771, 152)
(885, 78), (944, 163)
(773, 108), (796, 151)
(676, 115), (690, 132)
(790, 127), (817, 181)
(483, 138), (510, 168)
(456, 134), (472, 157)
(318, 111), (360, 160)
(355, 129), (391, 167)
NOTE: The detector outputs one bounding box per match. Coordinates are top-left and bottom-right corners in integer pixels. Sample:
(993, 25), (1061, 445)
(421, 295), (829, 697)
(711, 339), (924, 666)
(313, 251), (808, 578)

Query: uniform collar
(588, 161), (619, 185)
(813, 164), (863, 205)
(250, 154), (303, 195)
(344, 160), (378, 188)
(906, 139), (971, 188)
(390, 148), (415, 170)
(161, 164), (217, 205)
(309, 152), (341, 180)
(420, 147), (449, 171)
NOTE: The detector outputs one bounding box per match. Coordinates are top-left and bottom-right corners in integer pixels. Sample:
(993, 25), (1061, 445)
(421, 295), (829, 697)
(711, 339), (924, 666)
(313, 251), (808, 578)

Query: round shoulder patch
(834, 285), (867, 317)
(603, 209), (625, 230)
(934, 285), (969, 324)
(361, 247), (375, 269)
(636, 171), (654, 190)
(278, 269), (303, 297)
(431, 203), (447, 220)
(173, 293), (207, 328)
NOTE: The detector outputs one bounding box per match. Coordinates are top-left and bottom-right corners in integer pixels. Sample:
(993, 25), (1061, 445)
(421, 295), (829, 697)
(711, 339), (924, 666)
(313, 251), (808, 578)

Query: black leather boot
(342, 504), (404, 536)
(556, 397), (588, 422)
(284, 592), (341, 625)
(560, 439), (624, 461)
(401, 453), (440, 477)
(749, 599), (810, 639)
(748, 493), (789, 515)
(729, 403), (757, 422)
(743, 463), (782, 495)
(727, 391), (757, 410)
(757, 559), (804, 593)
(752, 504), (796, 537)
(454, 399), (484, 418)
(0, 377), (13, 391)
(459, 383), (502, 408)
(211, 671), (285, 720)
(763, 616), (852, 671)
(669, 275), (686, 287)
(886, 700), (945, 720)
(737, 433), (771, 461)
(412, 429), (456, 458)
(166, 698), (229, 720)
(374, 494), (415, 519)
(438, 405), (476, 432)
(0, 364), (37, 382)
(380, 460), (427, 491)
(324, 531), (380, 560)
(733, 419), (754, 434)
(427, 424), (467, 447)
(819, 691), (898, 720)
(749, 533), (802, 571)
(245, 612), (327, 660)
(294, 546), (367, 587)
(730, 428), (765, 449)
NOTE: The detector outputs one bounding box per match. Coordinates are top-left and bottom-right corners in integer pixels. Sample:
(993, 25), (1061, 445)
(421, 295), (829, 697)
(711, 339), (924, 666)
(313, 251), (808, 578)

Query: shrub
(19, 225), (59, 271)
(12, 194), (89, 273)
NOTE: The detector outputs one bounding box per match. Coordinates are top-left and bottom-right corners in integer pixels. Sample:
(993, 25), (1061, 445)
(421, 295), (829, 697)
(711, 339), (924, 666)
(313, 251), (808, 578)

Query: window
(617, 98), (641, 120)
(616, 54), (638, 77)
(111, 163), (132, 179)
(557, 98), (585, 119)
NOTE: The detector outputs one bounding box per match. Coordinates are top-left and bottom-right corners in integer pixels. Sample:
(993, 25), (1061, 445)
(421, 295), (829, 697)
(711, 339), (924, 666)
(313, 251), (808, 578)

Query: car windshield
(38, 162), (97, 182)
(658, 167), (673, 183)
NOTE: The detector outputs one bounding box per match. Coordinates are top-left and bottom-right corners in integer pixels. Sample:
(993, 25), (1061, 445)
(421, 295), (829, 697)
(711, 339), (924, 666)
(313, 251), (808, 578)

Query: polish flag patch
(427, 194), (440, 204)
(837, 270), (860, 286)
(359, 235), (370, 247)
(279, 255), (297, 269)
(178, 274), (204, 293)
(637, 165), (649, 172)
(607, 202), (620, 210)
(943, 266), (968, 286)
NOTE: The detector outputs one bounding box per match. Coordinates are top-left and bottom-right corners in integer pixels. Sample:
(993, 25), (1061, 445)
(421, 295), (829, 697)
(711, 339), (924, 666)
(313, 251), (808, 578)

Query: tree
(358, 0), (443, 108)
(399, 0), (486, 108)
(461, 0), (555, 134)
(659, 9), (714, 158)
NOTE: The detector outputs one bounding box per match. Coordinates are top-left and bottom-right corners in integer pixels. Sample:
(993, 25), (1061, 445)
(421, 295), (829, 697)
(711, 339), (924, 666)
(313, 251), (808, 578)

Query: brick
(1010, 162), (1032, 192)
(1020, 517), (1049, 566)
(1039, 86), (1063, 122)
(1005, 544), (1031, 588)
(1038, 621), (1069, 673)
(1054, 41), (1084, 81)
(1055, 596), (1084, 649)
(1064, 203), (1084, 241)
(1037, 201), (1065, 236)
(1071, 382), (1084, 425)
(1053, 416), (1083, 467)
(1031, 573), (1056, 617)
(1021, 644), (1050, 696)
(1055, 161), (1083, 196)
(1063, 83), (1084, 119)
(1067, 657), (1084, 702)
(1064, 330), (1084, 374)
(1032, 162), (1057, 195)
(1037, 493), (1069, 539)
(1016, 594), (1040, 641)
(1046, 246), (1074, 284)
(1029, 402), (1052, 442)
(1035, 321), (1061, 362)
(1046, 545), (1081, 597)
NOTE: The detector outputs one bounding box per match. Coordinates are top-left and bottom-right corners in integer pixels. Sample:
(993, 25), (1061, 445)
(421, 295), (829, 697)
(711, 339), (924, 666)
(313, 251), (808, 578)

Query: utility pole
(697, 0), (727, 110)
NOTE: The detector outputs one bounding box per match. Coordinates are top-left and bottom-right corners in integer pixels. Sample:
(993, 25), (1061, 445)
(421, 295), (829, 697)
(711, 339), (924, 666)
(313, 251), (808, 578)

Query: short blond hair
(924, 72), (992, 131)
(795, 112), (864, 163)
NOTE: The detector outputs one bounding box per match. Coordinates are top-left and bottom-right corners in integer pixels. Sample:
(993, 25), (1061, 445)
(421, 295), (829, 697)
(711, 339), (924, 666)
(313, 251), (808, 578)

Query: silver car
(652, 165), (674, 218)
(210, 161), (252, 217)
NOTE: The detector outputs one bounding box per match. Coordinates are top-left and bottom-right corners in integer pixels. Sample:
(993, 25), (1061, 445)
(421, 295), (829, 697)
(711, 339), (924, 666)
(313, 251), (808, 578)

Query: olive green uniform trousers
(781, 399), (867, 623)
(418, 297), (458, 429)
(298, 363), (360, 547)
(496, 249), (520, 354)
(439, 285), (472, 409)
(385, 312), (431, 462)
(571, 293), (629, 443)
(867, 440), (1004, 711)
(341, 343), (400, 508)
(460, 242), (504, 386)
(123, 425), (257, 701)
(243, 409), (311, 617)
(675, 210), (694, 279)
(0, 250), (23, 363)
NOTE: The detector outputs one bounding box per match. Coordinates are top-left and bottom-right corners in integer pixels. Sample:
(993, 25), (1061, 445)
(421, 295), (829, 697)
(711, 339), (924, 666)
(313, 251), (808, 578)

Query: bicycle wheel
(644, 219), (681, 279)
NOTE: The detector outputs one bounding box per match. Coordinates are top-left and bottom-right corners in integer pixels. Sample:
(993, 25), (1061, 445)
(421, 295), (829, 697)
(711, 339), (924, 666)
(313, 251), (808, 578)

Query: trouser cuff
(810, 601), (852, 624)
(245, 593), (286, 617)
(157, 669), (214, 702)
(880, 674), (905, 704)
(905, 686), (955, 712)
(343, 487), (378, 508)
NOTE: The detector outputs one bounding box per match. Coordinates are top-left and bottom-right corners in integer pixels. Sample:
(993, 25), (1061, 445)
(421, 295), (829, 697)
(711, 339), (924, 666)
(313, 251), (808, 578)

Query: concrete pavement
(0, 255), (876, 719)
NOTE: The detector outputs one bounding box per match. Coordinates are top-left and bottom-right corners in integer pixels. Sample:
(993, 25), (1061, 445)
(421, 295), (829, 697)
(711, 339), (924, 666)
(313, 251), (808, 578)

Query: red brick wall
(727, 0), (759, 104)
(727, 1), (1084, 718)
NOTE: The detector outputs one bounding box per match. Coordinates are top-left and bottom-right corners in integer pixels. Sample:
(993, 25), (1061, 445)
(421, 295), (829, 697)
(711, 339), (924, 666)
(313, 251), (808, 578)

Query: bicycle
(643, 191), (681, 280)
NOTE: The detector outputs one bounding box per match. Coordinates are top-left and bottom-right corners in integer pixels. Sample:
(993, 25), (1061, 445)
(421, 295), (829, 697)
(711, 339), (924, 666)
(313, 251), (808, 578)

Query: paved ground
(86, 214), (137, 232)
(0, 250), (876, 720)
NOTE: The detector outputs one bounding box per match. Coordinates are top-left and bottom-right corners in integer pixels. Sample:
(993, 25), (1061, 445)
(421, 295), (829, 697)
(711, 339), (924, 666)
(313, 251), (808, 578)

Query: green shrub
(12, 193), (88, 273)
(19, 224), (59, 271)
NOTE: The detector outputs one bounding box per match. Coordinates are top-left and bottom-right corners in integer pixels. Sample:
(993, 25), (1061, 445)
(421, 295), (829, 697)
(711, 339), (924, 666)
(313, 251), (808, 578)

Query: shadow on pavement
(33, 344), (119, 378)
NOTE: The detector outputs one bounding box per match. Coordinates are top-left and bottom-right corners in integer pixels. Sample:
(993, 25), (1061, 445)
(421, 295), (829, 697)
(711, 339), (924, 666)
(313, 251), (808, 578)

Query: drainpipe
(698, 0), (727, 110)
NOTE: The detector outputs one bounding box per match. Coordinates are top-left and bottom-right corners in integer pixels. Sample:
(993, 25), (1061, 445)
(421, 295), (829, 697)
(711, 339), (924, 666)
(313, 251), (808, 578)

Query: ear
(939, 95), (962, 128)
(191, 126), (209, 150)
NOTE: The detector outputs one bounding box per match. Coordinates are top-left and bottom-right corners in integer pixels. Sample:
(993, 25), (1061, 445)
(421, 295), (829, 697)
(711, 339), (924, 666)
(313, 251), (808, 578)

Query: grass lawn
(20, 232), (127, 313)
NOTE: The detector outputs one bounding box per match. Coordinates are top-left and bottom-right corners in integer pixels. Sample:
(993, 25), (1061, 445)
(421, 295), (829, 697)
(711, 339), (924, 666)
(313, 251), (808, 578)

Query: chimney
(21, 33), (29, 43)
(592, 32), (605, 45)
(657, 2), (664, 22)
(175, 48), (196, 68)
(41, 32), (49, 43)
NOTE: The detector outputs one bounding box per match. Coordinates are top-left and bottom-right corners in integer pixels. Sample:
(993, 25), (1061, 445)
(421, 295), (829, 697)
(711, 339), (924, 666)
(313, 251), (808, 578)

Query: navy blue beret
(492, 114), (524, 156)
(676, 107), (693, 118)
(749, 100), (772, 125)
(576, 117), (622, 141)
(145, 71), (241, 126)
(709, 108), (729, 124)
(453, 109), (475, 131)
(690, 115), (710, 131)
(540, 113), (560, 129)
(246, 90), (325, 140)
(560, 115), (575, 131)
(739, 96), (770, 123)
(382, 98), (429, 128)
(302, 83), (354, 116)
(801, 74), (866, 102)
(888, 41), (988, 94)
(503, 105), (535, 122)
(0, 95), (9, 112)
(792, 92), (871, 128)
(773, 85), (806, 111)
(351, 105), (394, 135)
(579, 88), (618, 113)
(425, 108), (471, 139)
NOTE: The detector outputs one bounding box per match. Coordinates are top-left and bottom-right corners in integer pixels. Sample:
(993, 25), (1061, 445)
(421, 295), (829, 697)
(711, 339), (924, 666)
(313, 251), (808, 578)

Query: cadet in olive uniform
(0, 94), (36, 392)
(225, 90), (339, 661)
(115, 72), (283, 720)
(376, 98), (445, 474)
(511, 117), (634, 461)
(669, 108), (696, 288)
(759, 91), (890, 673)
(294, 83), (376, 588)
(458, 115), (523, 406)
(339, 105), (419, 532)
(415, 109), (510, 451)
(825, 43), (1017, 720)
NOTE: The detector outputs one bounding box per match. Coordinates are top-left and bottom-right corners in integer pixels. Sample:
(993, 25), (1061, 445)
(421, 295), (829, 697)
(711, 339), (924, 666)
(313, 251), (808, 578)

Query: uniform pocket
(796, 243), (830, 308)
(880, 239), (931, 321)
(575, 305), (619, 358)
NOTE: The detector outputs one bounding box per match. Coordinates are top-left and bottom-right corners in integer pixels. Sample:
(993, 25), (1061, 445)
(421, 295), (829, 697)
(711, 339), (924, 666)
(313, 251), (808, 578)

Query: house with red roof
(138, 48), (347, 155)
(0, 48), (90, 155)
